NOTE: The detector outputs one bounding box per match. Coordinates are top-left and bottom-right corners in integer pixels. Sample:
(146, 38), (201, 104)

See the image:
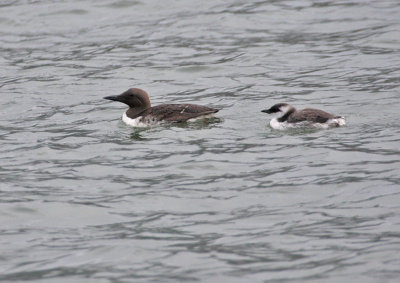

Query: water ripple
(1, 0), (400, 282)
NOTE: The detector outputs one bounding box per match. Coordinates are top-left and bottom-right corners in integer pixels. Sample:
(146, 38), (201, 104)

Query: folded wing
(288, 108), (335, 123)
(141, 104), (219, 123)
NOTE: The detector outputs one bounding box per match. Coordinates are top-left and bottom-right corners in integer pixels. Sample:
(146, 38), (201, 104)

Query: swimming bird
(104, 88), (219, 127)
(261, 103), (345, 130)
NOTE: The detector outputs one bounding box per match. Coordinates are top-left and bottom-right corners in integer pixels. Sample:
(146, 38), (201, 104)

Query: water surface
(1, 0), (400, 282)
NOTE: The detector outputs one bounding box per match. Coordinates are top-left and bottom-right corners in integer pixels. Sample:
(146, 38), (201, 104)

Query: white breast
(270, 118), (288, 130)
(329, 117), (346, 127)
(122, 112), (159, 127)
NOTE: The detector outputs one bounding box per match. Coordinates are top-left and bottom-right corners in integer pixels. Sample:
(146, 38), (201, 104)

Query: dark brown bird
(104, 88), (219, 126)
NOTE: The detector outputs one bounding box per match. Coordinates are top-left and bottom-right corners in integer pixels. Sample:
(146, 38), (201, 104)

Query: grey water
(1, 0), (400, 282)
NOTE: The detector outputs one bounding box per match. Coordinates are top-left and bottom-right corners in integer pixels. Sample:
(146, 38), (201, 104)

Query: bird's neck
(126, 107), (148, 119)
(278, 106), (296, 122)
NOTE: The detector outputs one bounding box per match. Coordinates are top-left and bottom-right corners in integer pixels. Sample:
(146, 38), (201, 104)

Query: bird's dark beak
(261, 109), (271, 114)
(104, 95), (120, 102)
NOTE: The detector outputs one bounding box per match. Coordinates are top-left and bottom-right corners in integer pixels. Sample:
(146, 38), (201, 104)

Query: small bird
(104, 88), (219, 127)
(261, 103), (346, 130)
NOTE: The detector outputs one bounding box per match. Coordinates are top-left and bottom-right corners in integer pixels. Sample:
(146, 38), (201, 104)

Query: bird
(104, 88), (219, 127)
(261, 103), (346, 130)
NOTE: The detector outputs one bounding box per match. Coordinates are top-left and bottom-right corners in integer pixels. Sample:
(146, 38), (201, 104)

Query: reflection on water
(1, 0), (400, 282)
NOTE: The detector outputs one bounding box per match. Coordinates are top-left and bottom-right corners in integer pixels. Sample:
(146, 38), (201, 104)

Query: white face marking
(267, 105), (292, 120)
(279, 105), (291, 114)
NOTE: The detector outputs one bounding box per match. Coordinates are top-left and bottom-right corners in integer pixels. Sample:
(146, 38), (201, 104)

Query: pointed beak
(261, 109), (271, 114)
(104, 95), (120, 102)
